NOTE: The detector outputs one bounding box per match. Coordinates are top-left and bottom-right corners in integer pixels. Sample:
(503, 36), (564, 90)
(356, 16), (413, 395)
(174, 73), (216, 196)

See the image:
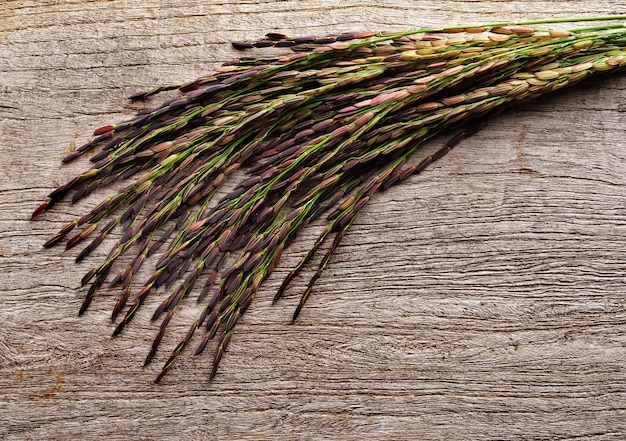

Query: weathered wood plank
(1, 1), (625, 439)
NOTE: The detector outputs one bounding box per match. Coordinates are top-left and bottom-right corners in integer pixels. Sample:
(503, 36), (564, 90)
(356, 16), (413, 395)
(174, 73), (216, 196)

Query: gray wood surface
(1, 1), (625, 439)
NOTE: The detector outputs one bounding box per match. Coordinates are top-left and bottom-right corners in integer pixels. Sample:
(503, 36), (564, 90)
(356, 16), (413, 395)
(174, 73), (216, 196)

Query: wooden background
(1, 1), (625, 439)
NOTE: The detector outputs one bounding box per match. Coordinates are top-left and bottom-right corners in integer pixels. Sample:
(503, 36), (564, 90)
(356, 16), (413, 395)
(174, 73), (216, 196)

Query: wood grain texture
(1, 1), (625, 439)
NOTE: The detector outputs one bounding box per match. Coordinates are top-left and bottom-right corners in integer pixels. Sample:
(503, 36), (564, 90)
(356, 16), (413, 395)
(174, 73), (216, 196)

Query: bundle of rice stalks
(33, 15), (626, 382)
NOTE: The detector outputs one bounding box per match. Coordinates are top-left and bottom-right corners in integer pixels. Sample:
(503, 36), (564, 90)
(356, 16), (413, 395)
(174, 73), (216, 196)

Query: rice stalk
(33, 16), (626, 382)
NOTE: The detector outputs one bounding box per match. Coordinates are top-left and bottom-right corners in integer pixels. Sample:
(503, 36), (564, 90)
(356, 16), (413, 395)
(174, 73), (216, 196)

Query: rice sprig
(33, 15), (626, 382)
